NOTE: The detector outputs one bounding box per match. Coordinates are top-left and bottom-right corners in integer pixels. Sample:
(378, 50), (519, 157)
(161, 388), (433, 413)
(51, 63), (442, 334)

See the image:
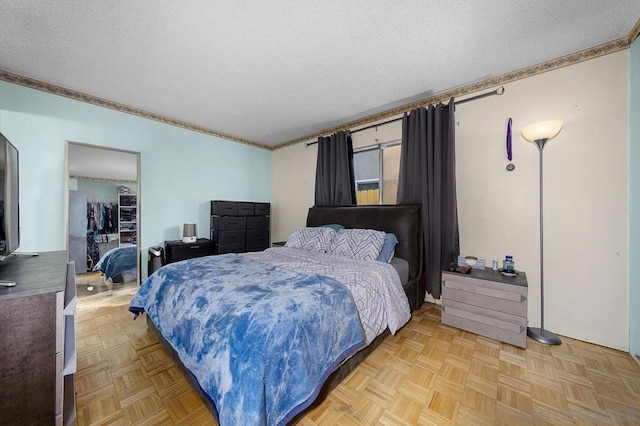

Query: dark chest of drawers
(210, 200), (270, 254)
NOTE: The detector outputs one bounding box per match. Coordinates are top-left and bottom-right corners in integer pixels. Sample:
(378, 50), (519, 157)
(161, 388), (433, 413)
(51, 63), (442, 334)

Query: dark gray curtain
(397, 102), (459, 299)
(315, 131), (356, 206)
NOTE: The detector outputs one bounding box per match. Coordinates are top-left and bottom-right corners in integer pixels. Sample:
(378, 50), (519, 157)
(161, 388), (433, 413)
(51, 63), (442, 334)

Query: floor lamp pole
(527, 138), (562, 345)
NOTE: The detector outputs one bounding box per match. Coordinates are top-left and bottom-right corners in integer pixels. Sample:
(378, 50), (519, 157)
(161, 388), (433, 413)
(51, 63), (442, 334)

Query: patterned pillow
(285, 227), (336, 252)
(329, 228), (386, 261)
(321, 223), (344, 231)
(376, 233), (398, 263)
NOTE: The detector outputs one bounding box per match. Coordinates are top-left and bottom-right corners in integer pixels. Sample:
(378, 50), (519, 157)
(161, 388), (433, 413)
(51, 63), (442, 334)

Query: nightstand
(164, 238), (216, 264)
(272, 241), (286, 247)
(441, 268), (528, 348)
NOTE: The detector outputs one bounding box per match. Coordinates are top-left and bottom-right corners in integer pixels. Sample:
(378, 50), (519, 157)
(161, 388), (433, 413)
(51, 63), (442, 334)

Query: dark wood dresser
(0, 251), (76, 425)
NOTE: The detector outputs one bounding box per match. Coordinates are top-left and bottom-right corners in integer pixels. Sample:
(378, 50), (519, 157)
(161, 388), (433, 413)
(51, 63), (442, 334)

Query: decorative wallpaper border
(69, 174), (137, 184)
(0, 70), (266, 150)
(1, 19), (638, 152)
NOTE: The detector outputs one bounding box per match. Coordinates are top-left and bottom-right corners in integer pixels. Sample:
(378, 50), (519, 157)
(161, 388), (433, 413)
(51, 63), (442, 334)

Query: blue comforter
(129, 253), (365, 425)
(93, 245), (137, 279)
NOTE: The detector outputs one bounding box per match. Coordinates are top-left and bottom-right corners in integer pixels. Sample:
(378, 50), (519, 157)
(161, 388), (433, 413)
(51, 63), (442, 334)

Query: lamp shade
(182, 223), (196, 243)
(521, 120), (563, 142)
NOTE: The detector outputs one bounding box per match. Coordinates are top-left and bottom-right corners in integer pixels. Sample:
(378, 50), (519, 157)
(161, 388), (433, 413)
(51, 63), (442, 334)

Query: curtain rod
(305, 86), (505, 147)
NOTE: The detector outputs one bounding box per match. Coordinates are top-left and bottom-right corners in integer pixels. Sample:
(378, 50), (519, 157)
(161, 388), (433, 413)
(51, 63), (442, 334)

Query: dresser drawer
(217, 242), (246, 254)
(254, 202), (270, 216)
(211, 200), (237, 216)
(246, 228), (269, 244)
(442, 275), (527, 317)
(246, 215), (269, 230)
(237, 202), (255, 216)
(246, 241), (269, 252)
(211, 216), (246, 231)
(212, 230), (246, 245)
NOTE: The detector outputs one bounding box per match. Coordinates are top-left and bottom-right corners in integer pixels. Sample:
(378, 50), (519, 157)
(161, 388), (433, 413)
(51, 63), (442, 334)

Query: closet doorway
(65, 142), (140, 297)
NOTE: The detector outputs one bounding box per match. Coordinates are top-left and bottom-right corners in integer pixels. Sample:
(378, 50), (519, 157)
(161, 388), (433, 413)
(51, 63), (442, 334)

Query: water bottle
(492, 257), (498, 270)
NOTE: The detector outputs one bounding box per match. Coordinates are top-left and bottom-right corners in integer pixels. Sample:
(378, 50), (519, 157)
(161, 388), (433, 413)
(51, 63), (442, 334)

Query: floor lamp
(522, 120), (563, 345)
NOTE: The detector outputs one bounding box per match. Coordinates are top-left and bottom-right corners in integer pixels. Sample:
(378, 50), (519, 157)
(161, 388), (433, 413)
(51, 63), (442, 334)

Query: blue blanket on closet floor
(129, 253), (365, 426)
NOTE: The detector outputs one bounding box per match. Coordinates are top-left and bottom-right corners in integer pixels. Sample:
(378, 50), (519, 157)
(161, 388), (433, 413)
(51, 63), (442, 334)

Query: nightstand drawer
(165, 239), (216, 263)
(442, 275), (527, 317)
(442, 305), (527, 348)
(443, 299), (526, 333)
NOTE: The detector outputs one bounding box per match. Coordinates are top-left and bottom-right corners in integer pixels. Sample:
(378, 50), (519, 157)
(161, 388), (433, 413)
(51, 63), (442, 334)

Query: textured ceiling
(69, 143), (138, 182)
(1, 1), (639, 148)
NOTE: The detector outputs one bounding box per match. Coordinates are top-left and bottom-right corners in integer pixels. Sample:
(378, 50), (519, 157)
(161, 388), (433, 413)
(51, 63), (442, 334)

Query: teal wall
(0, 80), (271, 277)
(631, 36), (640, 355)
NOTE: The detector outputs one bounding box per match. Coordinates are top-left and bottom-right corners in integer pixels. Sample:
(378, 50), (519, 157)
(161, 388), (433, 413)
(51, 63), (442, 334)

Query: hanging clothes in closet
(86, 200), (118, 268)
(87, 200), (118, 234)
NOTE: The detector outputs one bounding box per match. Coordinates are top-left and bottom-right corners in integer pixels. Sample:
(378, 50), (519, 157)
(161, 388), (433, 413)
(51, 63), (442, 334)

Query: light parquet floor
(75, 289), (640, 425)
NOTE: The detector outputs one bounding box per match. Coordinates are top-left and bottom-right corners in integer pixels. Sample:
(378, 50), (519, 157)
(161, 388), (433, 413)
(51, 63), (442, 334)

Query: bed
(130, 205), (423, 425)
(92, 245), (137, 283)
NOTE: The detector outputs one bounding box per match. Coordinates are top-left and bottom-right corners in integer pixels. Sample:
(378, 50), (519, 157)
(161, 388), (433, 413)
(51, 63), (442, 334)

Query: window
(353, 141), (401, 205)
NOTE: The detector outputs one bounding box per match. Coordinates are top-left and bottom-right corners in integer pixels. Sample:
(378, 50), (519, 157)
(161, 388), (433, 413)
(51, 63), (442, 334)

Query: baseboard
(633, 353), (640, 366)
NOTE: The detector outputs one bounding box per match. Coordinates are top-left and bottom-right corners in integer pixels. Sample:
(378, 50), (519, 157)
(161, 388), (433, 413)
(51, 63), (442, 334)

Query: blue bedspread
(129, 253), (365, 425)
(93, 245), (137, 279)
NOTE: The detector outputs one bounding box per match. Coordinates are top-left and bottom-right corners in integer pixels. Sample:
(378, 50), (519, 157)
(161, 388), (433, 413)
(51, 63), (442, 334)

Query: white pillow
(329, 228), (386, 261)
(285, 227), (336, 252)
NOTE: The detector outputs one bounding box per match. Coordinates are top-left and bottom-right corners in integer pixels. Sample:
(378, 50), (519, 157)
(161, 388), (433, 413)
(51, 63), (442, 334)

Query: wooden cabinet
(441, 269), (528, 348)
(0, 251), (76, 425)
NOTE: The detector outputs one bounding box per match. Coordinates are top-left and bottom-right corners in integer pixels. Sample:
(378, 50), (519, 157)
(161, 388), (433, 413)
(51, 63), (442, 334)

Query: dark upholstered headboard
(306, 205), (423, 282)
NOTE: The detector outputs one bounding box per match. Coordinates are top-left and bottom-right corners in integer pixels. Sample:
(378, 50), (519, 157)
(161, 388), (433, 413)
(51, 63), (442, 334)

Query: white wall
(272, 50), (630, 350)
(629, 36), (640, 356)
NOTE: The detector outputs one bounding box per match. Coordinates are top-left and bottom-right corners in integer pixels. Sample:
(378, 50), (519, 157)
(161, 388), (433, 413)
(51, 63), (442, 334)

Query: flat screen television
(0, 131), (19, 260)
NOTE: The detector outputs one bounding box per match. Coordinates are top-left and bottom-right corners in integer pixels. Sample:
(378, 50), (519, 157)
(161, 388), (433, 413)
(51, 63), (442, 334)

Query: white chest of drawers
(441, 269), (528, 348)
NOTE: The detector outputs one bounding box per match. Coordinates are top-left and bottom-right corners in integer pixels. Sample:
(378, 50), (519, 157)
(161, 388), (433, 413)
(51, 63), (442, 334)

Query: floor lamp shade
(182, 223), (197, 243)
(522, 120), (563, 345)
(521, 120), (563, 145)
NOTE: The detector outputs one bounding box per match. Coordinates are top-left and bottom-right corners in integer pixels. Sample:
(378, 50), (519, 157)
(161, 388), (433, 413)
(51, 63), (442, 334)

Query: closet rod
(305, 86), (505, 147)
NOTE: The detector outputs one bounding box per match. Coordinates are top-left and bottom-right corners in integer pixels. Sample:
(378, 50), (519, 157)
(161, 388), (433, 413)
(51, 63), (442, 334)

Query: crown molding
(274, 22), (639, 150)
(0, 70), (273, 151)
(629, 18), (640, 44)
